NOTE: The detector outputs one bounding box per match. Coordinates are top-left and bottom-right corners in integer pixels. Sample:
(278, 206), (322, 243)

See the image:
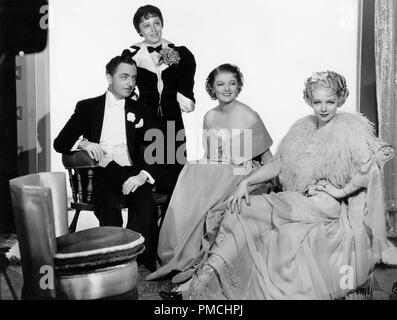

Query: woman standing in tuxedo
(123, 4), (196, 192)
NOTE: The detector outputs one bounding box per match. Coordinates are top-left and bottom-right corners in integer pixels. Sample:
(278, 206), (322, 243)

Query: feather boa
(276, 112), (384, 193)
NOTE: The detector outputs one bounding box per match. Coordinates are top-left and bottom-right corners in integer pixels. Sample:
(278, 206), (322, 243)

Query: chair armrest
(62, 151), (99, 169)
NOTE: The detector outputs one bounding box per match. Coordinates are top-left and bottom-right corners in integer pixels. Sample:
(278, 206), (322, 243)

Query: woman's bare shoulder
(203, 108), (220, 127)
(234, 102), (259, 126)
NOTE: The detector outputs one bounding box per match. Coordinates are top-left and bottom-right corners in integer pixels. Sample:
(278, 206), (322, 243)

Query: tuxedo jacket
(53, 94), (158, 180)
(122, 39), (196, 124)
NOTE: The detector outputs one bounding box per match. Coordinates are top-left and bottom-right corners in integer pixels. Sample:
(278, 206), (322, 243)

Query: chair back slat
(87, 168), (94, 203)
(67, 169), (77, 203)
(62, 151), (98, 205)
(76, 169), (83, 203)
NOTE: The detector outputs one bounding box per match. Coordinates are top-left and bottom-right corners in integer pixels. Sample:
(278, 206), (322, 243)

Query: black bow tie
(147, 45), (162, 53)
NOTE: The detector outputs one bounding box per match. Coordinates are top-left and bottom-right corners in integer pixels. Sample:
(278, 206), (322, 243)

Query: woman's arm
(315, 172), (370, 199)
(246, 158), (281, 188)
(176, 46), (196, 113)
(228, 158), (281, 213)
(260, 149), (273, 165)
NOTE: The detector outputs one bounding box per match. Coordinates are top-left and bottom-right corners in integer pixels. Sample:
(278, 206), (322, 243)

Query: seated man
(54, 55), (158, 271)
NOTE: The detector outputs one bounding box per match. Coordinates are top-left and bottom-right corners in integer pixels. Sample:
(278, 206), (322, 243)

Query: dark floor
(1, 234), (397, 300)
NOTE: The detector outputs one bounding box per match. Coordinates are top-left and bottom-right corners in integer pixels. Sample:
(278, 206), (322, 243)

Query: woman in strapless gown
(146, 64), (274, 283)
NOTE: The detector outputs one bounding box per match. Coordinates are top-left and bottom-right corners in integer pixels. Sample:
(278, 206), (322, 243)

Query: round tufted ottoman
(54, 227), (144, 300)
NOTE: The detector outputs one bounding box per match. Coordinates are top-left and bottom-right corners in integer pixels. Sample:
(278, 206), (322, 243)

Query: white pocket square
(135, 118), (144, 128)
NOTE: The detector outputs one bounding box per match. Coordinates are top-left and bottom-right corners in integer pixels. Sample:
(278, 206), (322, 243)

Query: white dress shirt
(99, 91), (131, 167)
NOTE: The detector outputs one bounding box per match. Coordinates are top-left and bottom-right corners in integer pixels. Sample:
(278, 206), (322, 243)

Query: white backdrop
(49, 0), (360, 172)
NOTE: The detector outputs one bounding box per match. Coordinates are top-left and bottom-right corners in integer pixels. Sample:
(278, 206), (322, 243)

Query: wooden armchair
(61, 151), (168, 232)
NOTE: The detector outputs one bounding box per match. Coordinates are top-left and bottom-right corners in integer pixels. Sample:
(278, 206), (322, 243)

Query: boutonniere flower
(158, 47), (181, 66)
(135, 118), (144, 129)
(127, 112), (136, 122)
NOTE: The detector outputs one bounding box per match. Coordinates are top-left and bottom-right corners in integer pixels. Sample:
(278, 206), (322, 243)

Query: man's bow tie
(147, 45), (162, 53)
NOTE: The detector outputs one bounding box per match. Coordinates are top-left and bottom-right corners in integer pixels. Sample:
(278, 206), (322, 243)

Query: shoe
(159, 291), (183, 300)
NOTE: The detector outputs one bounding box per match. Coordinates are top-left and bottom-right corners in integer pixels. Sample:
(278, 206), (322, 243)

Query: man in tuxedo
(54, 55), (158, 271)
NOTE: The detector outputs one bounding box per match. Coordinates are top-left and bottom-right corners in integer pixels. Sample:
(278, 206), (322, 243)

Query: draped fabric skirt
(187, 190), (375, 299)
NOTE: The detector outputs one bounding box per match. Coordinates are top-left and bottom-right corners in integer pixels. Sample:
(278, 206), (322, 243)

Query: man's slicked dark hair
(133, 4), (164, 34)
(106, 55), (136, 76)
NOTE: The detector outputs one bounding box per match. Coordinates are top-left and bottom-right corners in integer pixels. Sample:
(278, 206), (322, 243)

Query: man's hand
(79, 139), (105, 162)
(122, 172), (147, 195)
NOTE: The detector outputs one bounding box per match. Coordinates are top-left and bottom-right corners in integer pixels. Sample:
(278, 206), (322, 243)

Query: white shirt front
(99, 91), (132, 167)
(101, 90), (128, 146)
